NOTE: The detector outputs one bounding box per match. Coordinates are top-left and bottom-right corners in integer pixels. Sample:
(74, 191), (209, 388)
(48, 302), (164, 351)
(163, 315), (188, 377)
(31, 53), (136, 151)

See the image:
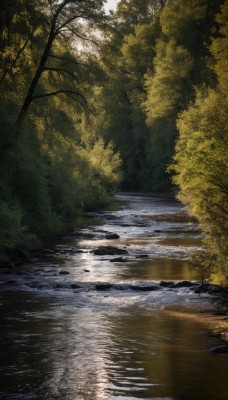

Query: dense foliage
(0, 0), (122, 258)
(170, 0), (228, 282)
(95, 0), (227, 282)
(95, 0), (223, 191)
(1, 0), (227, 283)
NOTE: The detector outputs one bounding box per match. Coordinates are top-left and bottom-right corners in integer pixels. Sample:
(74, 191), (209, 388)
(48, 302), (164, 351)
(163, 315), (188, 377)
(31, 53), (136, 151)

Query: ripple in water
(0, 193), (227, 400)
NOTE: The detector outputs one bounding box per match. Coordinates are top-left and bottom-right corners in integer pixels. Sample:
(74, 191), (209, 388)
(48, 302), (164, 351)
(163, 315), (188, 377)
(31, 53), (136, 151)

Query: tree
(121, 21), (160, 82)
(96, 8), (162, 190)
(142, 38), (193, 190)
(116, 0), (167, 33)
(172, 89), (228, 253)
(160, 0), (224, 83)
(170, 0), (228, 282)
(17, 0), (106, 124)
(142, 0), (223, 191)
(0, 0), (123, 258)
(210, 0), (228, 90)
(0, 0), (44, 86)
(144, 39), (193, 125)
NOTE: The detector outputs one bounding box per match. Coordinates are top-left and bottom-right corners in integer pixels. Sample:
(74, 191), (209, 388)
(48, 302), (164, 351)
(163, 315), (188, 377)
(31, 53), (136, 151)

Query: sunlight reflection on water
(0, 193), (227, 400)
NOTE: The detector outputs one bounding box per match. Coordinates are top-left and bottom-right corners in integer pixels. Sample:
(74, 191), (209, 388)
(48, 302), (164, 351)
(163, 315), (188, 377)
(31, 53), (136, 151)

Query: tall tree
(0, 0), (43, 85)
(0, 0), (123, 258)
(17, 0), (106, 124)
(143, 0), (223, 190)
(97, 5), (162, 189)
(170, 0), (228, 282)
(115, 0), (167, 33)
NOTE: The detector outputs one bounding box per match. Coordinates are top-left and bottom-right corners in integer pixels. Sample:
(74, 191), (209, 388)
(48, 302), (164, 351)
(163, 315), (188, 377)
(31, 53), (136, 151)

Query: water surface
(0, 193), (227, 400)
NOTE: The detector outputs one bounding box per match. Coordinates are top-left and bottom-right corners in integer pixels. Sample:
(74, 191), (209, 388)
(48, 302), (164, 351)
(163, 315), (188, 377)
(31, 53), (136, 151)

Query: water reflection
(0, 292), (110, 399)
(105, 308), (228, 400)
(114, 258), (198, 282)
(1, 193), (227, 400)
(1, 292), (227, 400)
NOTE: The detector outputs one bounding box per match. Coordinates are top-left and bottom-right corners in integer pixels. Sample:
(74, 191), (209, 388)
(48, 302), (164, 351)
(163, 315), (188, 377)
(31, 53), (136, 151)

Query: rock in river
(172, 280), (196, 288)
(109, 257), (130, 263)
(136, 254), (149, 259)
(95, 283), (113, 291)
(210, 345), (228, 354)
(105, 233), (120, 239)
(130, 284), (160, 291)
(93, 246), (129, 256)
(160, 281), (175, 288)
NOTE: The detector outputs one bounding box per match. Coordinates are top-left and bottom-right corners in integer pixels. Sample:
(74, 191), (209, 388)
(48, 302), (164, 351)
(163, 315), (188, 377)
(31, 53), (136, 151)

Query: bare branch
(56, 14), (83, 33)
(32, 89), (87, 106)
(0, 22), (39, 85)
(49, 54), (88, 67)
(43, 66), (80, 82)
(17, 0), (103, 123)
(66, 28), (101, 49)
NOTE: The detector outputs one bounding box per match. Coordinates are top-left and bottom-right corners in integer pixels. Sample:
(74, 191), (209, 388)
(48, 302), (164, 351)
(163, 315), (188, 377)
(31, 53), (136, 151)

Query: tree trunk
(16, 1), (67, 124)
(16, 31), (55, 125)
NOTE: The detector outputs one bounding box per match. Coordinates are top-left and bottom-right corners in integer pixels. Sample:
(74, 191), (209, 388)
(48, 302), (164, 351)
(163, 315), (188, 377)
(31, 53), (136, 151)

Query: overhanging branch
(32, 89), (87, 106)
(43, 66), (79, 82)
(49, 54), (88, 67)
(66, 28), (100, 49)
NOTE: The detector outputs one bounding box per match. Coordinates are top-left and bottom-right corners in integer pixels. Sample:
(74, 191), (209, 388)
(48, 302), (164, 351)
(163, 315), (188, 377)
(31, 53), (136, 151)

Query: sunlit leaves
(0, 0), (122, 255)
(121, 22), (160, 81)
(171, 89), (228, 257)
(210, 0), (228, 90)
(160, 0), (206, 42)
(170, 2), (228, 268)
(144, 39), (193, 125)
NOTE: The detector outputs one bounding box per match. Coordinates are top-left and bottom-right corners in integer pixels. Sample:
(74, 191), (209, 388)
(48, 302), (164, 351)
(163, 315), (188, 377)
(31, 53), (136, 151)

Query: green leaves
(170, 2), (228, 275)
(144, 39), (193, 125)
(160, 0), (207, 44)
(210, 0), (228, 90)
(172, 88), (228, 248)
(0, 0), (122, 254)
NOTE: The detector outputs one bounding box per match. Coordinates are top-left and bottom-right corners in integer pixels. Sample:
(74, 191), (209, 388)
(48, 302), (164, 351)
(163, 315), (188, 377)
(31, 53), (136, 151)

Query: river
(0, 193), (227, 400)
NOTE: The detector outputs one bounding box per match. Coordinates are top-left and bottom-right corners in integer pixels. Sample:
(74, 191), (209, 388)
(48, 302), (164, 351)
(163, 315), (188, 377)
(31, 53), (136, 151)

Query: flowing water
(0, 193), (227, 400)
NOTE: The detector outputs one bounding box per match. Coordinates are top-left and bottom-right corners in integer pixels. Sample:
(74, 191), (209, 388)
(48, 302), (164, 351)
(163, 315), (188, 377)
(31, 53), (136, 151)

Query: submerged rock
(110, 257), (129, 263)
(160, 281), (175, 288)
(71, 283), (82, 289)
(93, 246), (128, 256)
(105, 233), (120, 239)
(210, 345), (228, 354)
(194, 284), (228, 296)
(95, 283), (113, 291)
(159, 280), (196, 289)
(73, 231), (96, 239)
(194, 284), (209, 294)
(136, 254), (149, 259)
(130, 284), (160, 292)
(172, 281), (196, 288)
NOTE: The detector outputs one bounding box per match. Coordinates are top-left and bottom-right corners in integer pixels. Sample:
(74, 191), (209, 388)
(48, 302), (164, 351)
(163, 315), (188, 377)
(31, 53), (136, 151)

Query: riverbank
(165, 309), (228, 342)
